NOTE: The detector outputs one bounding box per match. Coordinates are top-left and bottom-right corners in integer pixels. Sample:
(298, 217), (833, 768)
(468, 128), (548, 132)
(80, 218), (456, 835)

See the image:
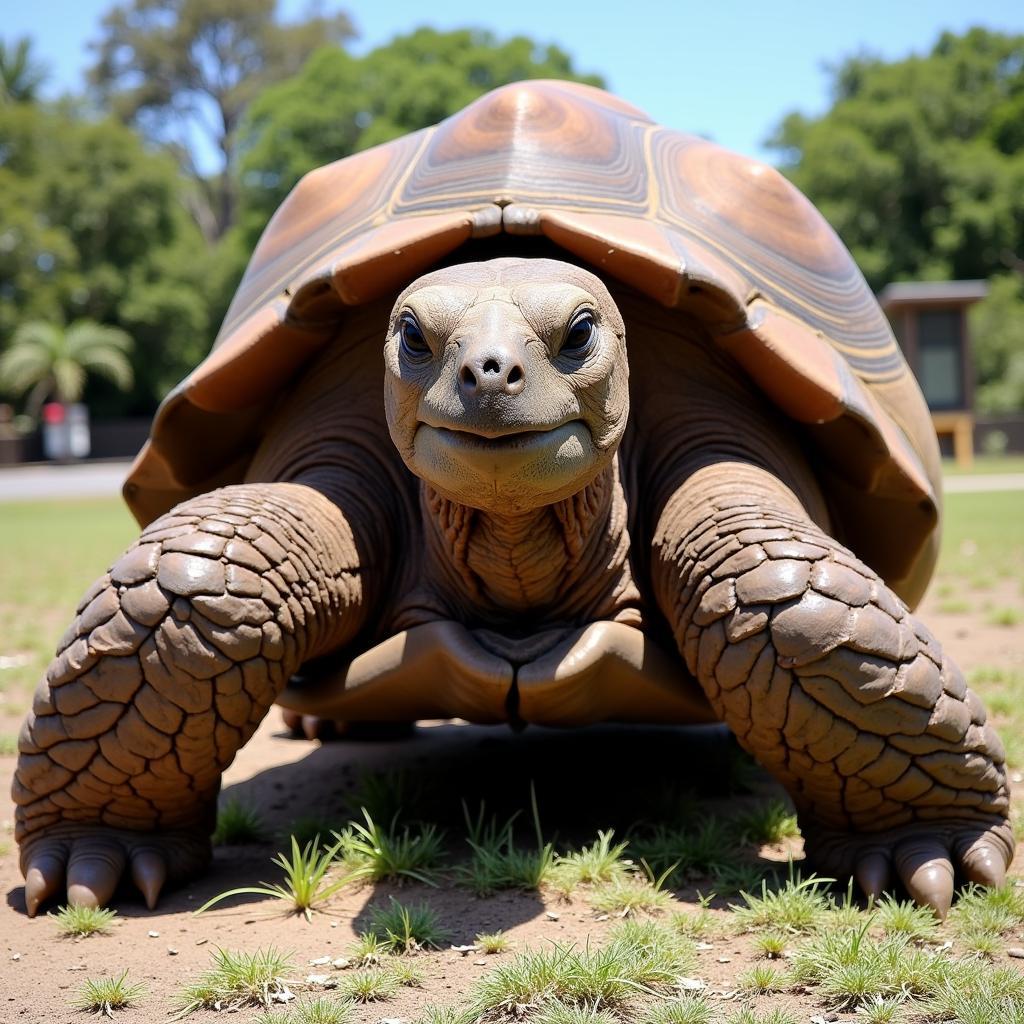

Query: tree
(0, 320), (133, 417)
(0, 100), (216, 410)
(0, 37), (48, 104)
(768, 28), (1024, 411)
(88, 0), (355, 240)
(235, 27), (604, 247)
(769, 29), (1024, 289)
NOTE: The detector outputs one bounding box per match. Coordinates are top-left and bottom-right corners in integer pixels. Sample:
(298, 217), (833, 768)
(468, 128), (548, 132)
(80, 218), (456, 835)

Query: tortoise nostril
(460, 365), (477, 389)
(507, 365), (523, 385)
(483, 358), (500, 375)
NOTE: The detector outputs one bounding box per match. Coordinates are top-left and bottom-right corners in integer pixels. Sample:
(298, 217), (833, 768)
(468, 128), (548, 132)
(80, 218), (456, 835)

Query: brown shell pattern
(126, 79), (940, 603)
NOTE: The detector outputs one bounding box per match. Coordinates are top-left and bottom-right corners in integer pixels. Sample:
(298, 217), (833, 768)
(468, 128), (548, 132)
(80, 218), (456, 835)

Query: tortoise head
(383, 257), (629, 513)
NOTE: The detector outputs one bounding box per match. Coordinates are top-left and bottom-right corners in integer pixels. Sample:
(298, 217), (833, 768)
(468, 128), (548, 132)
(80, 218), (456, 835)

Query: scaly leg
(651, 461), (1012, 917)
(14, 482), (367, 914)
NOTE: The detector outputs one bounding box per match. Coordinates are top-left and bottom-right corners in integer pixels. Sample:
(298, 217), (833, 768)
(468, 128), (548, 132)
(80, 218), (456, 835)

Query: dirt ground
(2, 582), (1023, 1023)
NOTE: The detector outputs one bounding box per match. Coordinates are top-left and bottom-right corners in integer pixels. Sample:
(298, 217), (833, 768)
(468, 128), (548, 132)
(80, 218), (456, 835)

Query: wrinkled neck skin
(403, 461), (640, 637)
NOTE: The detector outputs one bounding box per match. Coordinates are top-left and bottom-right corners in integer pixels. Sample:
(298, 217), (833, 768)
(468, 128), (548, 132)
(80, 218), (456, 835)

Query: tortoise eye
(562, 311), (596, 355)
(398, 313), (430, 358)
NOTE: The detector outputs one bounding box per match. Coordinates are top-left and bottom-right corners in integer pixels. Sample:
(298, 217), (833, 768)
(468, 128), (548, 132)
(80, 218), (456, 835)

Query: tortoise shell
(124, 80), (941, 606)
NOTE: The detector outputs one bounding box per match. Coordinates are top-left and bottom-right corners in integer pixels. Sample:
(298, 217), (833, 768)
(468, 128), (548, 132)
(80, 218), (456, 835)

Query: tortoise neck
(420, 462), (640, 627)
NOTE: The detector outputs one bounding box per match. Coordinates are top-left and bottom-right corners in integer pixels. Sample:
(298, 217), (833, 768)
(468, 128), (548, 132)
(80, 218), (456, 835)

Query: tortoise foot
(280, 709), (415, 742)
(19, 824), (211, 917)
(802, 816), (1014, 918)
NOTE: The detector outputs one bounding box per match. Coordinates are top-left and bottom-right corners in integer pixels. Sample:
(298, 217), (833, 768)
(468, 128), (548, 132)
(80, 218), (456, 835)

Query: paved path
(0, 461), (132, 502)
(0, 461), (1022, 503)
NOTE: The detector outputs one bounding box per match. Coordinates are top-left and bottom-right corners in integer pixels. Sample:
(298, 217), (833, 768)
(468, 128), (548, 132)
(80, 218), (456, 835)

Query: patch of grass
(347, 768), (422, 825)
(72, 969), (144, 1015)
(729, 870), (831, 933)
(348, 931), (389, 966)
(726, 1010), (798, 1024)
(212, 798), (265, 845)
(923, 962), (1024, 1023)
(0, 733), (17, 755)
(589, 863), (676, 917)
(175, 947), (293, 1017)
(255, 996), (354, 1023)
(365, 897), (449, 953)
(628, 817), (737, 885)
(668, 898), (717, 939)
(950, 883), (1024, 937)
(51, 903), (117, 938)
(388, 959), (425, 987)
(471, 918), (696, 1019)
(731, 799), (800, 845)
(460, 796), (556, 895)
(337, 968), (397, 1003)
(736, 963), (789, 993)
(532, 1002), (619, 1024)
(643, 995), (716, 1024)
(937, 598), (971, 614)
(854, 995), (906, 1024)
(334, 809), (444, 886)
(476, 930), (511, 954)
(416, 1007), (476, 1024)
(873, 894), (940, 941)
(196, 834), (351, 920)
(987, 606), (1022, 627)
(751, 930), (788, 958)
(552, 829), (631, 890)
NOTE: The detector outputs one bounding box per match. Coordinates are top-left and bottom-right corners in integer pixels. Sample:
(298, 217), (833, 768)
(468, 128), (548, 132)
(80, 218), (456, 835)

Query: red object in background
(42, 402), (66, 425)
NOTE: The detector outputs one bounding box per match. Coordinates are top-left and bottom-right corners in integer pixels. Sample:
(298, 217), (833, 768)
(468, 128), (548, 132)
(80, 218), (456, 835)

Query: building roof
(877, 280), (989, 309)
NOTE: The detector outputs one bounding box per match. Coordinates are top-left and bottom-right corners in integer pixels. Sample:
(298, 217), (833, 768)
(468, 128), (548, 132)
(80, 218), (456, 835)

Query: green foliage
(729, 872), (832, 933)
(196, 834), (352, 920)
(770, 29), (1024, 289)
(72, 969), (144, 1014)
(255, 996), (354, 1024)
(459, 797), (557, 894)
(552, 829), (632, 889)
(88, 0), (355, 240)
(51, 903), (118, 938)
(476, 931), (511, 954)
(334, 809), (444, 886)
(365, 897), (449, 953)
(337, 968), (397, 1003)
(212, 798), (265, 845)
(237, 28), (602, 246)
(0, 101), (214, 410)
(970, 274), (1024, 412)
(643, 995), (716, 1024)
(628, 817), (737, 885)
(0, 37), (48, 104)
(175, 947), (293, 1016)
(0, 320), (133, 415)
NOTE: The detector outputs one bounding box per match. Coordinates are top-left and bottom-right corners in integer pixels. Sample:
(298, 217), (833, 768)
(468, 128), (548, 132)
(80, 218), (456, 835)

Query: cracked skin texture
(12, 257), (1011, 921)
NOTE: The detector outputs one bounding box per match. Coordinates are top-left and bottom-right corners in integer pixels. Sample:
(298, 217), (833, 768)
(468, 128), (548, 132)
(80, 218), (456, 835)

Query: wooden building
(878, 280), (988, 467)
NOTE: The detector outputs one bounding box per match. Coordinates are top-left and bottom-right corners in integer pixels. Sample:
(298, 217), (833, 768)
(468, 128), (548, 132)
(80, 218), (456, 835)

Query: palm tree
(0, 320), (134, 417)
(0, 38), (48, 105)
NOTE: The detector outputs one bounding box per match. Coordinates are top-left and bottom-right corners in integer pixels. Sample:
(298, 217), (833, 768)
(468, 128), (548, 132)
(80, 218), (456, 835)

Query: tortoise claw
(66, 839), (126, 910)
(956, 835), (1007, 889)
(131, 849), (167, 910)
(24, 850), (66, 918)
(854, 850), (891, 904)
(894, 837), (954, 919)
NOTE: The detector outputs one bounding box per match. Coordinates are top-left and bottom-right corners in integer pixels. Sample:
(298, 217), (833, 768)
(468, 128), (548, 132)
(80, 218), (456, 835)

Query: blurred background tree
(0, 11), (1021, 424)
(768, 27), (1024, 412)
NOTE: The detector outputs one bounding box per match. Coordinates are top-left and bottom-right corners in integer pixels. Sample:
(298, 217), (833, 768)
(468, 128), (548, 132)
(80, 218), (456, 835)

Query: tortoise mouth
(431, 424), (577, 451)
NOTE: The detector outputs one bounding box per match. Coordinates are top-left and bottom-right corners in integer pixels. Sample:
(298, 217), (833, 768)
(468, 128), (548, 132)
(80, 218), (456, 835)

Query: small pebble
(11, 953), (20, 961)
(717, 956), (731, 963)
(546, 911), (560, 921)
(696, 942), (714, 950)
(332, 957), (350, 969)
(147, 930), (159, 938)
(309, 956), (331, 966)
(1008, 947), (1024, 959)
(167, 948), (179, 956)
(473, 959), (488, 966)
(195, 938), (208, 946)
(451, 944), (477, 956)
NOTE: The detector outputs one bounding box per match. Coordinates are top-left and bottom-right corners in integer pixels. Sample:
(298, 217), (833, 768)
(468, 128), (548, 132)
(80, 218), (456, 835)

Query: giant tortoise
(13, 80), (1011, 918)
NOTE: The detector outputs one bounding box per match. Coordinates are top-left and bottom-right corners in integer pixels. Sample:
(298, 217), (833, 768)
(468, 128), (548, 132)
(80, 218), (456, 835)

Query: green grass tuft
(476, 930), (511, 954)
(51, 903), (118, 938)
(337, 967), (397, 1003)
(72, 969), (144, 1015)
(255, 996), (354, 1024)
(196, 834), (352, 920)
(643, 994), (716, 1024)
(729, 870), (831, 933)
(365, 896), (449, 953)
(212, 797), (266, 845)
(731, 799), (800, 845)
(334, 809), (444, 886)
(175, 947), (294, 1016)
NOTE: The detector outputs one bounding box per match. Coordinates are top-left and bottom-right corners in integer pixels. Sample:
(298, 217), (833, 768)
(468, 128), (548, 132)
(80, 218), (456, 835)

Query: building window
(917, 309), (963, 409)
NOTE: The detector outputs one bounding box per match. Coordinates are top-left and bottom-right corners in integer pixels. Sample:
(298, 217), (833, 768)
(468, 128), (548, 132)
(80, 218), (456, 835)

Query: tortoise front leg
(13, 482), (367, 915)
(651, 461), (1012, 916)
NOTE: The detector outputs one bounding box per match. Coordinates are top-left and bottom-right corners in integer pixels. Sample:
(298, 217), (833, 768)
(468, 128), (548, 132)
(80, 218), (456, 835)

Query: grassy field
(0, 486), (1023, 1022)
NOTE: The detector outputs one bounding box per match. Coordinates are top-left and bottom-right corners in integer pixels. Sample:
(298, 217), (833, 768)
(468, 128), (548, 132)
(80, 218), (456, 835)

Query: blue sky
(5, 0), (1022, 165)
